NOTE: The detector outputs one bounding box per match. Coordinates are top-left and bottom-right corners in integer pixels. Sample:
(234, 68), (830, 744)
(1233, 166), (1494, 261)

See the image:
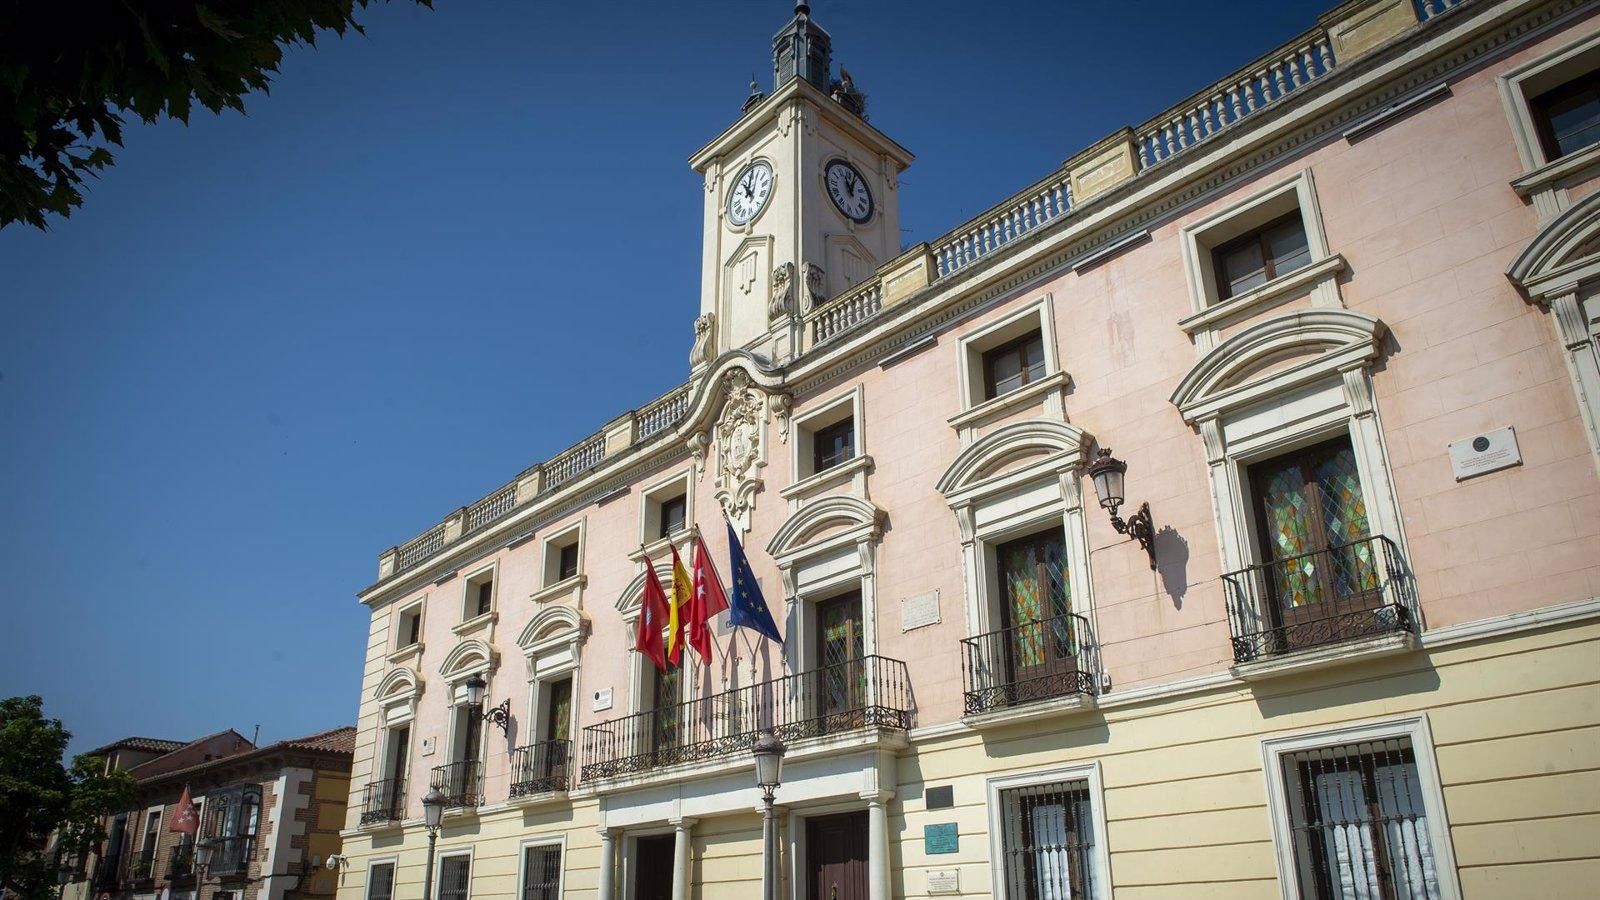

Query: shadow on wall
(1154, 525), (1190, 609)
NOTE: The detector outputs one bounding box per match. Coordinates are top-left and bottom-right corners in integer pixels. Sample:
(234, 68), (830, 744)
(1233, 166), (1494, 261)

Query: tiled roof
(279, 726), (356, 754)
(86, 736), (186, 755)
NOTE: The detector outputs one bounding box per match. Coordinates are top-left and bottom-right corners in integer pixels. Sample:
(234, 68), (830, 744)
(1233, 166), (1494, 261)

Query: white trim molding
(950, 295), (1068, 443)
(1178, 169), (1339, 351)
(1496, 27), (1600, 221)
(1507, 189), (1600, 467)
(984, 762), (1114, 900)
(936, 419), (1099, 704)
(766, 494), (887, 673)
(1259, 714), (1463, 900)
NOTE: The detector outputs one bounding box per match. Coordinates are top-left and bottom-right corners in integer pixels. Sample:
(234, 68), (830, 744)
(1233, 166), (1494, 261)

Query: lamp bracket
(483, 698), (511, 733)
(1108, 501), (1157, 570)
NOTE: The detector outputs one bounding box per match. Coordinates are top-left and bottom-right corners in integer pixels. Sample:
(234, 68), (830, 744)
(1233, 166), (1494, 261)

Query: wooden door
(814, 592), (865, 727)
(1248, 436), (1380, 649)
(996, 529), (1077, 699)
(387, 725), (409, 815)
(633, 835), (675, 900)
(543, 677), (571, 781)
(807, 813), (869, 900)
(651, 665), (681, 755)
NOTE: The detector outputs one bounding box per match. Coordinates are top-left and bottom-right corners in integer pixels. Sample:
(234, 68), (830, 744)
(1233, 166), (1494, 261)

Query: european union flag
(724, 520), (784, 645)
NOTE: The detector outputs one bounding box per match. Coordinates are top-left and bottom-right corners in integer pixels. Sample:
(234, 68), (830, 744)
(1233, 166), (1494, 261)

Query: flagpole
(719, 508), (766, 685)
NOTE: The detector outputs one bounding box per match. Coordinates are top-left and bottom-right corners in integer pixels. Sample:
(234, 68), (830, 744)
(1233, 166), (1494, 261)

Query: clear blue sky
(0, 0), (1327, 757)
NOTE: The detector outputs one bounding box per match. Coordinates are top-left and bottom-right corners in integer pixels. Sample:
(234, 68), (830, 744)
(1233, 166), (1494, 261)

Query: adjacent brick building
(63, 727), (354, 900)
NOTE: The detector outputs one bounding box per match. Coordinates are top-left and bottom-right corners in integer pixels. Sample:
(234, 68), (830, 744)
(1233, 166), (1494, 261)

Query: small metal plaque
(592, 688), (614, 712)
(924, 823), (959, 855)
(926, 870), (959, 894)
(901, 590), (940, 631)
(926, 785), (954, 809)
(1448, 426), (1521, 481)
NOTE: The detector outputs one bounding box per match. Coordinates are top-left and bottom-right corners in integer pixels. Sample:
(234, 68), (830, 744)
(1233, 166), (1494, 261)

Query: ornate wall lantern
(1087, 448), (1157, 570)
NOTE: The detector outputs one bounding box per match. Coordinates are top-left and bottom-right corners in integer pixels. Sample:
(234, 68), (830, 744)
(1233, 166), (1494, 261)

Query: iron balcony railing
(93, 857), (122, 889)
(430, 760), (483, 809)
(209, 835), (254, 878)
(358, 776), (406, 826)
(961, 611), (1097, 715)
(166, 845), (194, 879)
(126, 850), (155, 883)
(509, 739), (572, 797)
(1223, 534), (1416, 664)
(581, 655), (911, 782)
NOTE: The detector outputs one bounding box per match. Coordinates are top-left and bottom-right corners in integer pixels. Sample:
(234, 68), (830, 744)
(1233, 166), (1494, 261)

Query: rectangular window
(812, 418), (856, 474)
(438, 856), (471, 900)
(1280, 737), (1439, 899)
(400, 606), (423, 648)
(998, 778), (1100, 900)
(658, 494), (687, 540)
(474, 578), (493, 617)
(557, 544), (579, 581)
(982, 331), (1047, 400)
(1212, 211), (1311, 300)
(1531, 68), (1600, 160)
(521, 845), (562, 900)
(367, 864), (396, 900)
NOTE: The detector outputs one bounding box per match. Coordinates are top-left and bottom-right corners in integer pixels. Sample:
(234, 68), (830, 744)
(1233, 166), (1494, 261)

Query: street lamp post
(753, 731), (786, 900)
(421, 788), (447, 900)
(193, 839), (216, 900)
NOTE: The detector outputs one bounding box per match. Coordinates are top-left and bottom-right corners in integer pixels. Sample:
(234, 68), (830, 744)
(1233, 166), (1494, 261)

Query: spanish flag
(666, 541), (694, 666)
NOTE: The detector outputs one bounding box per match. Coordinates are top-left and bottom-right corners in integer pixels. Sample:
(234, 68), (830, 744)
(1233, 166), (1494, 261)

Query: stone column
(865, 794), (890, 900)
(671, 818), (697, 900)
(596, 829), (616, 900)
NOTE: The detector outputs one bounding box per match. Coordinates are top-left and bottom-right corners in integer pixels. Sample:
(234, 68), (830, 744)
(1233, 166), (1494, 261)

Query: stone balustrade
(810, 277), (885, 346)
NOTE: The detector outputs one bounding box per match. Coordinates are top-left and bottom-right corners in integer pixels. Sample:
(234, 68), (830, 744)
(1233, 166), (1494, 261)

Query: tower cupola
(772, 2), (832, 91)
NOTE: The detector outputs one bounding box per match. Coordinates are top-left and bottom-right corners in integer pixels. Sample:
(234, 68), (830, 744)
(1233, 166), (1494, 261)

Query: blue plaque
(924, 823), (959, 854)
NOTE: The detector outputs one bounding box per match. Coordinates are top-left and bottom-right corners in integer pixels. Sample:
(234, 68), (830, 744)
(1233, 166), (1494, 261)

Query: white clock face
(825, 159), (873, 223)
(726, 161), (774, 227)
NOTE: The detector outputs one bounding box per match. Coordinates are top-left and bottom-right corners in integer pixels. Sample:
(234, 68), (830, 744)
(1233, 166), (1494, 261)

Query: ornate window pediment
(518, 605), (587, 683)
(1170, 309), (1386, 423)
(936, 419), (1091, 508)
(375, 666), (422, 725)
(616, 563), (677, 620)
(766, 494), (884, 564)
(1508, 189), (1600, 301)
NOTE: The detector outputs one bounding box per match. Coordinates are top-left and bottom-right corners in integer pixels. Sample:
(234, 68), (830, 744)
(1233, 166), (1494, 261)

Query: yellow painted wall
(336, 617), (1600, 900)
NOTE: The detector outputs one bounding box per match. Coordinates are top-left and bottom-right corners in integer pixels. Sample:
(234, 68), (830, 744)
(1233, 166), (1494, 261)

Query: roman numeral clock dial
(726, 160), (774, 227)
(825, 159), (873, 224)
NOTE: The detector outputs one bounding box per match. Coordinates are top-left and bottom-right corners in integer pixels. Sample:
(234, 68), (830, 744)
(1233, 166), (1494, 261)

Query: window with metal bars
(437, 855), (471, 900)
(998, 778), (1100, 900)
(1280, 737), (1439, 900)
(520, 845), (562, 900)
(366, 864), (395, 900)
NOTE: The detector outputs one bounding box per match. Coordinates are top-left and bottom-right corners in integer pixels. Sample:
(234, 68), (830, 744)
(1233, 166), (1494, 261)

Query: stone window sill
(948, 371), (1070, 433)
(1179, 253), (1346, 335)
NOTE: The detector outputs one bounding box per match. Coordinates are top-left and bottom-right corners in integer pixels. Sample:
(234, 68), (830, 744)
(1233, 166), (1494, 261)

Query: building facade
(62, 728), (354, 900)
(337, 1), (1600, 898)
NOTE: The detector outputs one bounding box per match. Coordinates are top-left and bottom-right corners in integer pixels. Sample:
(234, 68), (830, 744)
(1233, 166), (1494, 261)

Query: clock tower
(689, 3), (914, 367)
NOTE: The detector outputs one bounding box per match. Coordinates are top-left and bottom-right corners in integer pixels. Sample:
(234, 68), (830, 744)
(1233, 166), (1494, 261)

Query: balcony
(430, 760), (482, 810)
(166, 845), (194, 880)
(93, 857), (122, 890)
(509, 739), (571, 799)
(961, 611), (1098, 725)
(209, 835), (254, 878)
(580, 655), (911, 785)
(126, 850), (155, 884)
(1224, 535), (1418, 678)
(358, 777), (406, 827)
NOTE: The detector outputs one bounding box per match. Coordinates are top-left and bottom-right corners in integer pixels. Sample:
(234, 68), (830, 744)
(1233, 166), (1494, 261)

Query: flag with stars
(724, 519), (783, 644)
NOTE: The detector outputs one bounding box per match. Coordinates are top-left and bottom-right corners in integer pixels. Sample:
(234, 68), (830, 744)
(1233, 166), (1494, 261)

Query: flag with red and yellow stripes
(666, 541), (694, 666)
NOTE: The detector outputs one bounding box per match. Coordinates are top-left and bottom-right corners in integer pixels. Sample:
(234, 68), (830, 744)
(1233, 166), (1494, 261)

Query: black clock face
(825, 159), (873, 223)
(727, 161), (774, 227)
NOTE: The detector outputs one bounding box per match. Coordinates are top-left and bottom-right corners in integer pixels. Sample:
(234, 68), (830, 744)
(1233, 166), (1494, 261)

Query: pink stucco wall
(369, 11), (1600, 799)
